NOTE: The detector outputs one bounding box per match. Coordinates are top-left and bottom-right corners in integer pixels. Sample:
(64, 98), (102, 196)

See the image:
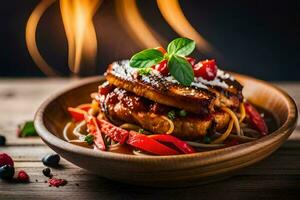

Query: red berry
(155, 47), (167, 54)
(186, 57), (196, 66)
(0, 153), (14, 167)
(17, 170), (29, 183)
(194, 59), (217, 80)
(153, 60), (169, 76)
(49, 178), (67, 187)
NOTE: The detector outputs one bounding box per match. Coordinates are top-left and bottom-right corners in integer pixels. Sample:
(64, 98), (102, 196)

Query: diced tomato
(186, 57), (196, 66)
(127, 131), (179, 155)
(67, 107), (86, 122)
(97, 119), (129, 144)
(193, 59), (217, 80)
(149, 134), (196, 154)
(155, 47), (167, 55)
(153, 60), (169, 76)
(244, 102), (268, 136)
(85, 116), (106, 150)
(98, 82), (114, 96)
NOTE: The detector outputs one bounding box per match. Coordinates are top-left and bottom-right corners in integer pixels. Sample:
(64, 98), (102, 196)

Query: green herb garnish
(203, 136), (211, 144)
(138, 128), (145, 134)
(84, 134), (94, 145)
(18, 121), (38, 137)
(178, 109), (187, 117)
(167, 110), (176, 120)
(129, 49), (164, 68)
(138, 67), (152, 76)
(129, 38), (196, 86)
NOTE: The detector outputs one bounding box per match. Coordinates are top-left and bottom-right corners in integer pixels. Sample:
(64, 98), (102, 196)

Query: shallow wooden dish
(34, 75), (297, 187)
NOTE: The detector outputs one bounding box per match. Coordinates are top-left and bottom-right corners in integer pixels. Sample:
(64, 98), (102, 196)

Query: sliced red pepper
(97, 119), (129, 144)
(244, 102), (268, 136)
(77, 104), (91, 112)
(127, 131), (179, 155)
(67, 107), (86, 122)
(85, 116), (106, 150)
(149, 134), (196, 154)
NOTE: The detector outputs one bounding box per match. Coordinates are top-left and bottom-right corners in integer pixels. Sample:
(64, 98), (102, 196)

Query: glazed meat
(105, 60), (243, 114)
(97, 87), (231, 140)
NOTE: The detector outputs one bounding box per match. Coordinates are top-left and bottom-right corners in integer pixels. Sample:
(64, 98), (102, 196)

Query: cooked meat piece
(97, 87), (231, 140)
(105, 60), (243, 114)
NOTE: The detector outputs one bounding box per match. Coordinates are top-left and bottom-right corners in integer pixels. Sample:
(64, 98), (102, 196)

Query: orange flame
(115, 0), (162, 48)
(60, 0), (101, 74)
(26, 0), (101, 76)
(157, 0), (214, 55)
(25, 0), (58, 76)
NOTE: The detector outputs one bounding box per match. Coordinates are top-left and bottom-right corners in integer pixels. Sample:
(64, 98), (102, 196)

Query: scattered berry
(42, 154), (60, 167)
(48, 178), (67, 187)
(17, 170), (29, 183)
(0, 153), (14, 167)
(0, 165), (15, 180)
(0, 135), (6, 146)
(42, 168), (52, 178)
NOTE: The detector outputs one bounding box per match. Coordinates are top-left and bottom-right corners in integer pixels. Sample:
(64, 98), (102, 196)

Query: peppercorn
(0, 165), (15, 180)
(0, 135), (6, 146)
(42, 167), (52, 178)
(42, 154), (60, 167)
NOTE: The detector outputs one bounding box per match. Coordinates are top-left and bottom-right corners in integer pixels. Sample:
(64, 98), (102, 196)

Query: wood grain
(0, 79), (300, 199)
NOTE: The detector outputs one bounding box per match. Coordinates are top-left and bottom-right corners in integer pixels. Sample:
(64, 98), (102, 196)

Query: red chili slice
(244, 102), (268, 136)
(127, 131), (179, 155)
(67, 107), (86, 122)
(77, 104), (91, 112)
(97, 119), (129, 144)
(194, 59), (217, 80)
(149, 134), (196, 154)
(85, 116), (106, 150)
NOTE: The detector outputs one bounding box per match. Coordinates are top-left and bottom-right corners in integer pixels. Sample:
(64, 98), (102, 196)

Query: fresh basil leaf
(18, 121), (38, 137)
(167, 38), (196, 56)
(129, 49), (164, 68)
(168, 55), (194, 86)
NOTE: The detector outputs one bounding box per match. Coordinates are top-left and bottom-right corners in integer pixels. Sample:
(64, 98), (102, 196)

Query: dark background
(1, 0), (299, 80)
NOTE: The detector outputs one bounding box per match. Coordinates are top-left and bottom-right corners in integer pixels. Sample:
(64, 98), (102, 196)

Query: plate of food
(34, 38), (297, 187)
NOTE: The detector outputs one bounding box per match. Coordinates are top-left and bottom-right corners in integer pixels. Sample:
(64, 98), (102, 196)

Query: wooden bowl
(34, 75), (297, 187)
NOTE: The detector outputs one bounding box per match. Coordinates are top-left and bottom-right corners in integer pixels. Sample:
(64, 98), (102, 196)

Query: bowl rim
(34, 74), (298, 164)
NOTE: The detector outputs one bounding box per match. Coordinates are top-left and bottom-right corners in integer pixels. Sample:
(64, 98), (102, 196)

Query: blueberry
(0, 165), (15, 180)
(42, 154), (60, 167)
(0, 135), (6, 146)
(42, 167), (52, 177)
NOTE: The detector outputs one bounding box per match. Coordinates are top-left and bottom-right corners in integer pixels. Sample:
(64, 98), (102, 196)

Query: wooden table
(0, 79), (299, 199)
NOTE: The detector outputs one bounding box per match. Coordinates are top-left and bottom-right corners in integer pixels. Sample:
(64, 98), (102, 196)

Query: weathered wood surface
(0, 79), (299, 200)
